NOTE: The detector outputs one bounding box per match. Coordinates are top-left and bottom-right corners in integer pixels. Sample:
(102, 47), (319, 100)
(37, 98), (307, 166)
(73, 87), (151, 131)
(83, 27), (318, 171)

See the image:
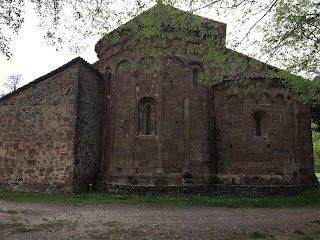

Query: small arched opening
(193, 68), (200, 85)
(253, 111), (266, 137)
(137, 97), (156, 136)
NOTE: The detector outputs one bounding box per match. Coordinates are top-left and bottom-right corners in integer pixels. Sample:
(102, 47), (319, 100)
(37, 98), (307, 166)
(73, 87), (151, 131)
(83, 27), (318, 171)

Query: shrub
(312, 123), (320, 170)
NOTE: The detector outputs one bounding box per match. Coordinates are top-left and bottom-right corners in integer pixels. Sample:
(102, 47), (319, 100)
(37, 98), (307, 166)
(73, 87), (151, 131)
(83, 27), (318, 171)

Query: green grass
(6, 210), (18, 214)
(0, 221), (69, 233)
(250, 231), (268, 238)
(245, 231), (274, 239)
(0, 223), (23, 230)
(312, 124), (320, 169)
(15, 221), (67, 233)
(315, 173), (320, 181)
(103, 221), (124, 228)
(0, 188), (319, 208)
(88, 222), (146, 240)
(0, 209), (19, 214)
(301, 237), (314, 240)
(294, 229), (305, 235)
(310, 220), (320, 225)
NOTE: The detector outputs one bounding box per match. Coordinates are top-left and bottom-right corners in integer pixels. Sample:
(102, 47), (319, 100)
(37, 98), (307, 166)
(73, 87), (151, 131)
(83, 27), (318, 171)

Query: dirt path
(0, 201), (319, 240)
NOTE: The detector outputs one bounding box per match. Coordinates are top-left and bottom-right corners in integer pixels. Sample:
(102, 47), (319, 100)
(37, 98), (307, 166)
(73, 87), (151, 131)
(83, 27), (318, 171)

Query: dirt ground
(0, 201), (319, 240)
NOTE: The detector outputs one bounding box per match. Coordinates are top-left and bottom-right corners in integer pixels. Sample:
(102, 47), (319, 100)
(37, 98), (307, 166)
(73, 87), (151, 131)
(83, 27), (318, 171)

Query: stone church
(0, 4), (317, 194)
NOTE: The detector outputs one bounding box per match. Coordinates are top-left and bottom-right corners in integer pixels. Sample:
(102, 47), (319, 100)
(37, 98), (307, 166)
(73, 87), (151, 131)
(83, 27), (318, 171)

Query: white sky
(0, 4), (99, 94)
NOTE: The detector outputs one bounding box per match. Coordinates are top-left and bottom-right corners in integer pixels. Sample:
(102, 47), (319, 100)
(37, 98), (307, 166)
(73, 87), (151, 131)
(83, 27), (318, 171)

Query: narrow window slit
(137, 97), (156, 136)
(253, 111), (265, 137)
(256, 119), (261, 136)
(193, 68), (199, 85)
(146, 104), (151, 135)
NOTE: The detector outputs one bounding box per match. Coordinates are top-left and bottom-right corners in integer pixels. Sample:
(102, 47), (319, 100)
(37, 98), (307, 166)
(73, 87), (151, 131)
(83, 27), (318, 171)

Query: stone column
(129, 74), (137, 177)
(183, 97), (190, 171)
(156, 72), (166, 175)
(182, 69), (191, 184)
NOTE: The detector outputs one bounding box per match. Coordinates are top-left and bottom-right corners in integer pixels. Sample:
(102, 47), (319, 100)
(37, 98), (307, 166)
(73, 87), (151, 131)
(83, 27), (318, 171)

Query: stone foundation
(95, 182), (317, 197)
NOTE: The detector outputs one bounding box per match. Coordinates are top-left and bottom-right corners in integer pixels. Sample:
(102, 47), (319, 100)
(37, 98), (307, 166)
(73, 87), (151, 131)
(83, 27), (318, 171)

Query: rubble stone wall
(0, 65), (80, 193)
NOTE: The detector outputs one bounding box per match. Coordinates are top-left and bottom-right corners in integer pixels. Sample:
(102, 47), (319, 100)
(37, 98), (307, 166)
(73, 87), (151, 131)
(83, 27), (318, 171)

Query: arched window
(253, 111), (265, 137)
(256, 118), (262, 136)
(146, 104), (151, 135)
(193, 68), (199, 85)
(137, 98), (156, 135)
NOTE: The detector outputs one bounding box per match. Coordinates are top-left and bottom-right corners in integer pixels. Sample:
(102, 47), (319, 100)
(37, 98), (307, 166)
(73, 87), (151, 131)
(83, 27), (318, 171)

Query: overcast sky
(0, 4), (99, 94)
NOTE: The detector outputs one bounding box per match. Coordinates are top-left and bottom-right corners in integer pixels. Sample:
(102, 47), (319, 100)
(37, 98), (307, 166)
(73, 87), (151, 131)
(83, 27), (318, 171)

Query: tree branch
(241, 0), (279, 42)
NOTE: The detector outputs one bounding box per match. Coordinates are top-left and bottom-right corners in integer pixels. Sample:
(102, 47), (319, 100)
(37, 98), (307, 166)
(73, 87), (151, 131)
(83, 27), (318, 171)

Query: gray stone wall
(73, 63), (102, 192)
(0, 64), (80, 193)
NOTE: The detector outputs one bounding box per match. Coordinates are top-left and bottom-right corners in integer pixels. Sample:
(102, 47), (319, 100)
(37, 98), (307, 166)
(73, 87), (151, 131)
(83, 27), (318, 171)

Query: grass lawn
(316, 172), (320, 181)
(0, 188), (319, 208)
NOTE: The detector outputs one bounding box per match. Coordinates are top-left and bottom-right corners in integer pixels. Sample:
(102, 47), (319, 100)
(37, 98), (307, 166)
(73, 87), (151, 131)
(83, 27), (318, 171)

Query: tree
(0, 0), (25, 59)
(261, 0), (319, 78)
(2, 74), (22, 93)
(0, 1), (319, 92)
(310, 76), (320, 131)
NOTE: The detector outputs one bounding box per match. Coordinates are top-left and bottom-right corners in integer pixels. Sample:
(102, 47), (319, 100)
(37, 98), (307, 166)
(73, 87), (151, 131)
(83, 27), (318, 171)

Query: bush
(312, 123), (320, 170)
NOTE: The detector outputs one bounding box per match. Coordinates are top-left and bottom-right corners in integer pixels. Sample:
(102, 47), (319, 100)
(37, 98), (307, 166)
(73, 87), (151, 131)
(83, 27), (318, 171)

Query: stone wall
(73, 63), (102, 192)
(213, 81), (317, 185)
(134, 58), (159, 184)
(189, 64), (212, 184)
(94, 35), (318, 188)
(296, 101), (318, 184)
(0, 1), (317, 193)
(96, 182), (315, 197)
(0, 63), (80, 193)
(95, 39), (213, 186)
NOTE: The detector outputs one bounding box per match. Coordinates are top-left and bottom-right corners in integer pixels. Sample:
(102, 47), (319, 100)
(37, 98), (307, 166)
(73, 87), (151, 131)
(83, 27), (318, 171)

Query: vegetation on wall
(1, 1), (319, 98)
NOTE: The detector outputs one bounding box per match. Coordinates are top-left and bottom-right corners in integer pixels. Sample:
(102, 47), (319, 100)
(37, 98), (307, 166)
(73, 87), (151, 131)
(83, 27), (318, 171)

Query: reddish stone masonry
(0, 5), (318, 194)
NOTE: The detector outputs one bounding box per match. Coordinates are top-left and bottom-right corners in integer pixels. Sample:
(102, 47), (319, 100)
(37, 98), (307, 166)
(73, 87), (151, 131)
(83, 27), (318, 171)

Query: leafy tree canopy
(1, 0), (319, 99)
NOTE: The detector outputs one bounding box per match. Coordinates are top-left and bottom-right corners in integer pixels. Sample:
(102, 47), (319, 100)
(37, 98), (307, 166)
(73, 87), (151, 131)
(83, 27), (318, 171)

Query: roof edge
(95, 3), (227, 53)
(0, 57), (102, 103)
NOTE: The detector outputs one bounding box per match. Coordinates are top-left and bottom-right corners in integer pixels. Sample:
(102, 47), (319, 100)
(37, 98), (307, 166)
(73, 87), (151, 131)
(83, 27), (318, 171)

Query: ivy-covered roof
(96, 2), (226, 51)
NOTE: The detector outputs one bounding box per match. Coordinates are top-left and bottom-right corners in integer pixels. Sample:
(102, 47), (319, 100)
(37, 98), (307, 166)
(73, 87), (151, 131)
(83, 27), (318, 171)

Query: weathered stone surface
(95, 182), (314, 197)
(93, 30), (317, 189)
(0, 5), (317, 194)
(0, 59), (101, 193)
(73, 63), (102, 192)
(212, 83), (317, 185)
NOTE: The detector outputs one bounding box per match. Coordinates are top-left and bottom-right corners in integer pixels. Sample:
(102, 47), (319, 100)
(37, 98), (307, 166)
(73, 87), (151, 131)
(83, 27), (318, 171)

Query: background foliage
(312, 123), (320, 170)
(1, 1), (319, 81)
